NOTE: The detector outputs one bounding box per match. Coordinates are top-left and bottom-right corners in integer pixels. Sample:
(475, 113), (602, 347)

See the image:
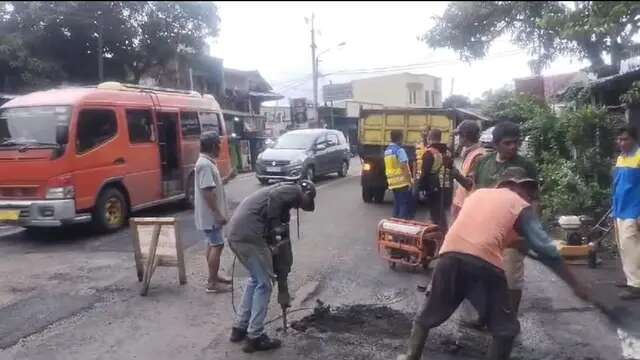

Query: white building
(323, 72), (443, 109)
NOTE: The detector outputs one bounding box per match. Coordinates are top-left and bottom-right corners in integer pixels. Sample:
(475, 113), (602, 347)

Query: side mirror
(56, 125), (69, 145)
(315, 143), (327, 151)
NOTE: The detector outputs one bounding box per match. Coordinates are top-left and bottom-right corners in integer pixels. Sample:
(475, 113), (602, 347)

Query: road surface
(0, 159), (632, 359)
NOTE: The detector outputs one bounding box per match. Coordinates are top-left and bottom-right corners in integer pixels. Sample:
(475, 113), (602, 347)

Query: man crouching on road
(227, 180), (316, 353)
(397, 167), (588, 360)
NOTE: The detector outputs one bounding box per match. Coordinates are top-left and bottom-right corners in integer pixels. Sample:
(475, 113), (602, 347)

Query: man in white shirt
(195, 132), (235, 293)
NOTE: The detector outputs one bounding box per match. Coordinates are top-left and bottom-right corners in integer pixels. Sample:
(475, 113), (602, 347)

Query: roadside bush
(482, 92), (618, 222)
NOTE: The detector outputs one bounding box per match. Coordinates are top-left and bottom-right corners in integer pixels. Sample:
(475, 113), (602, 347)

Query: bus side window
(76, 109), (118, 154)
(198, 112), (221, 135)
(215, 113), (225, 135)
(126, 109), (154, 143)
(180, 111), (200, 138)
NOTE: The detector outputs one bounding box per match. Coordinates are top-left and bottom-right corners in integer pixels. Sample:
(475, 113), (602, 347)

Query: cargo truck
(358, 108), (477, 204)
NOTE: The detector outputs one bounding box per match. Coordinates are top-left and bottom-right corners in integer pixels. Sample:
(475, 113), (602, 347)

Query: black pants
(415, 253), (520, 338)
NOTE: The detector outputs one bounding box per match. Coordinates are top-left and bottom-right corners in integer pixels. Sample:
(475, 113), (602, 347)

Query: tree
(0, 1), (220, 92)
(442, 94), (471, 108)
(424, 1), (640, 76)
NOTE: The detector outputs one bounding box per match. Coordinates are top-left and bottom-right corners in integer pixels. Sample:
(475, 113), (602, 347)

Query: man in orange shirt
(397, 167), (588, 360)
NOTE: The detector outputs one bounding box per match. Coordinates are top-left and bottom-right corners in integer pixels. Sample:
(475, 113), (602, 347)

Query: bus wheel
(94, 187), (128, 232)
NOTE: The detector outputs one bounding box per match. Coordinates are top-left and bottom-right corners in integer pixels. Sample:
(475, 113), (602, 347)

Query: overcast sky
(210, 1), (589, 103)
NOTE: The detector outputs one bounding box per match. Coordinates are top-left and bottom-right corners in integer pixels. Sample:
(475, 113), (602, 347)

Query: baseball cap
(495, 167), (538, 188)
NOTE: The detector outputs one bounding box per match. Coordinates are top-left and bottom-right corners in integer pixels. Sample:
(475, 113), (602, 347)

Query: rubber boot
(397, 322), (429, 360)
(487, 336), (515, 360)
(509, 289), (522, 315)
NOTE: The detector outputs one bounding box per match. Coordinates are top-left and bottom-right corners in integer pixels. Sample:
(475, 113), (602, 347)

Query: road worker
(227, 180), (316, 353)
(384, 130), (415, 219)
(397, 167), (588, 360)
(415, 128), (448, 231)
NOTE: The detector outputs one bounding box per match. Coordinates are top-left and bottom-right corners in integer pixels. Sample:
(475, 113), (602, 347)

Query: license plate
(0, 210), (20, 221)
(266, 166), (281, 172)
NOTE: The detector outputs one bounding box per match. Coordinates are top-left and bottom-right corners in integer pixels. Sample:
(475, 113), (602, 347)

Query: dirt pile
(290, 302), (411, 339)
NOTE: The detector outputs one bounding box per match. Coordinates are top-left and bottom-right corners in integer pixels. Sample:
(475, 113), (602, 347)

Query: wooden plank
(130, 217), (177, 226)
(175, 220), (187, 285)
(140, 224), (162, 296)
(129, 221), (144, 282)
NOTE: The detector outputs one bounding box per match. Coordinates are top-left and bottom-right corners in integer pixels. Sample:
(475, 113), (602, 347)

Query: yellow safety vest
(384, 146), (411, 190)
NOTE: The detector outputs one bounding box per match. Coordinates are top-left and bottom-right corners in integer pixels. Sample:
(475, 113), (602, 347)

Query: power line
(322, 49), (526, 77)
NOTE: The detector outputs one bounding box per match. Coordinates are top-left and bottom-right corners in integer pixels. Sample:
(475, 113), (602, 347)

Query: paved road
(0, 159), (632, 359)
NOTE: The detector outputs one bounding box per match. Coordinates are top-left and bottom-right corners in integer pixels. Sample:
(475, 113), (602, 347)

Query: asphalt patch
(0, 292), (100, 349)
(290, 303), (412, 339)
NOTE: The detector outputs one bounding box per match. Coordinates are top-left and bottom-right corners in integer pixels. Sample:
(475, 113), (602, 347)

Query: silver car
(255, 129), (351, 184)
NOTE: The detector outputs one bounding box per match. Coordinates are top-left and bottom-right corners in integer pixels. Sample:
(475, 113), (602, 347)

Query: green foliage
(442, 94), (472, 108)
(425, 1), (640, 76)
(620, 81), (640, 105)
(480, 89), (548, 124)
(0, 1), (220, 91)
(480, 92), (619, 220)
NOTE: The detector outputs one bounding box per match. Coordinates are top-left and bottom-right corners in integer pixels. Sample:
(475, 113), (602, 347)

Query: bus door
(156, 111), (182, 197)
(122, 108), (161, 206)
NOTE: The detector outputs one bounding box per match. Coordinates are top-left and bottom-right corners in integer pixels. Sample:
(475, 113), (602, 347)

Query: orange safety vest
(452, 145), (487, 209)
(414, 143), (443, 179)
(440, 188), (529, 270)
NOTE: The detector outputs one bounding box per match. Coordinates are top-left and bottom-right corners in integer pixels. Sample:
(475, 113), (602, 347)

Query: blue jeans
(393, 187), (415, 220)
(234, 254), (273, 339)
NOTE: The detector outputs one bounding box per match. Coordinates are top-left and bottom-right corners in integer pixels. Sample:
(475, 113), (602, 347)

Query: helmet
(299, 180), (316, 211)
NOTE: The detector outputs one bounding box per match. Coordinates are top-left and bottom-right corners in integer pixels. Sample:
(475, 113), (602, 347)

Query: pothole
(290, 302), (412, 339)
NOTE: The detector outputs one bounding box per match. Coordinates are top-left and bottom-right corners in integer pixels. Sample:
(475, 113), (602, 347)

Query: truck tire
(373, 188), (385, 203)
(362, 186), (374, 203)
(93, 187), (128, 232)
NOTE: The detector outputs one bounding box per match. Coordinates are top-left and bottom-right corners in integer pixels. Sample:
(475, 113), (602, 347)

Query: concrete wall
(350, 73), (442, 108)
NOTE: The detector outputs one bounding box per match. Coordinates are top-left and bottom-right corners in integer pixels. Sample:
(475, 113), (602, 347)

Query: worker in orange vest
(415, 129), (448, 231)
(397, 167), (588, 360)
(447, 120), (487, 220)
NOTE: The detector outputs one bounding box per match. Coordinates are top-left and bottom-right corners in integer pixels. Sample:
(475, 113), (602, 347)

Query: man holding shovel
(397, 167), (588, 360)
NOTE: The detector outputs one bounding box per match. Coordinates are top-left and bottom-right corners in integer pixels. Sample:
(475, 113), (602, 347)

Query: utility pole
(96, 11), (104, 82)
(97, 22), (104, 82)
(310, 13), (318, 127)
(450, 77), (455, 96)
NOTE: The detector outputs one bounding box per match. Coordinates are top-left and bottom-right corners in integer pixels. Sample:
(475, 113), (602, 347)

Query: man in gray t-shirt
(195, 132), (235, 293)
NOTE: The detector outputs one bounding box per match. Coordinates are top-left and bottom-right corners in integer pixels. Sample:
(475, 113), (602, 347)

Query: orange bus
(0, 82), (233, 231)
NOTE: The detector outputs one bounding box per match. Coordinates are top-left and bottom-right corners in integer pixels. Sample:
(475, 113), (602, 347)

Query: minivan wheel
(338, 161), (349, 177)
(304, 166), (315, 181)
(93, 187), (128, 232)
(258, 178), (269, 185)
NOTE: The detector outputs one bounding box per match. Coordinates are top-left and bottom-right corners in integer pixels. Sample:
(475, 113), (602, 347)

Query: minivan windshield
(0, 106), (71, 148)
(273, 132), (317, 150)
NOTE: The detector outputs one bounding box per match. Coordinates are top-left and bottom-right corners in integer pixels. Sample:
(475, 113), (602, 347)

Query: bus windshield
(0, 106), (71, 148)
